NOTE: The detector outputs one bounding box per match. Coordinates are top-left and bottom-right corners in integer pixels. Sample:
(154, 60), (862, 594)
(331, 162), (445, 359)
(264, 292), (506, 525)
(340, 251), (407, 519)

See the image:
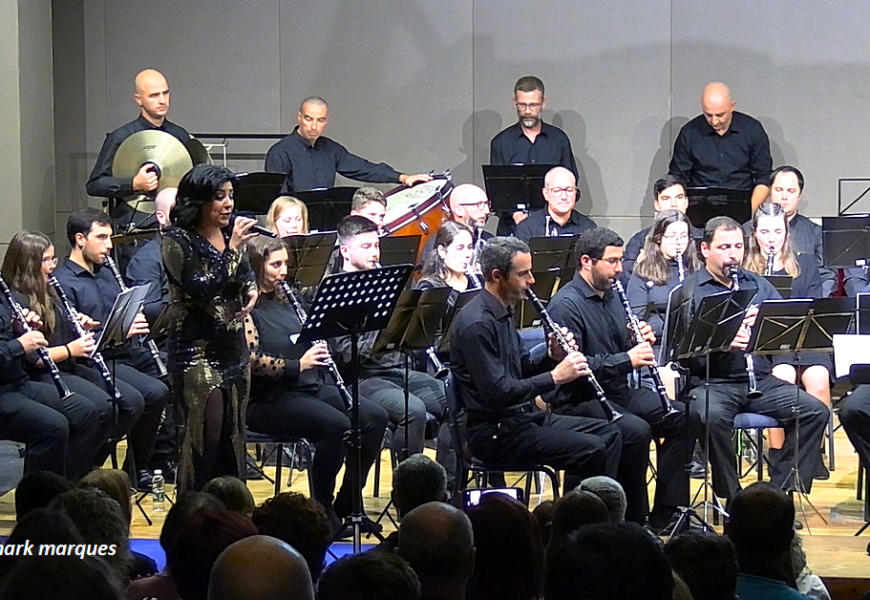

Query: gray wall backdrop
(52, 0), (870, 243)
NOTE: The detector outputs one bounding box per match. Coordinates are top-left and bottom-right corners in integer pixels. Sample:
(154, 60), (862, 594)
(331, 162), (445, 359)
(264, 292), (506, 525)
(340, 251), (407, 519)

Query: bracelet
(64, 344), (71, 360)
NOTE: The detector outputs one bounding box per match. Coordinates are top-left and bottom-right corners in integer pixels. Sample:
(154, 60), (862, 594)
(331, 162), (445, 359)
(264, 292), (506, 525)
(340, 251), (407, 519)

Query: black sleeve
(623, 230), (646, 276)
(668, 126), (693, 182)
(85, 133), (134, 198)
(748, 124), (773, 187)
(334, 144), (402, 184)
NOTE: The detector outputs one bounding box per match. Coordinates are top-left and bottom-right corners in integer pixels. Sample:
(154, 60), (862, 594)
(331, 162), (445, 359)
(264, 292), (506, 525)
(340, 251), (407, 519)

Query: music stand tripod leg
(784, 402), (827, 533)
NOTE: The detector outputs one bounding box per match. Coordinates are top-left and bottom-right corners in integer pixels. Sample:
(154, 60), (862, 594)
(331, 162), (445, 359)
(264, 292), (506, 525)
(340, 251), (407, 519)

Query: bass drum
(383, 174), (453, 263)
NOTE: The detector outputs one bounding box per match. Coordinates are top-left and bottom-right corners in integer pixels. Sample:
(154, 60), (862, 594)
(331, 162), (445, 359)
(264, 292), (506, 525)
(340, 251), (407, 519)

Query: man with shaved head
(397, 502), (475, 600)
(418, 183), (494, 266)
(514, 166), (597, 242)
(208, 535), (315, 600)
(265, 96), (431, 194)
(669, 82), (772, 215)
(87, 69), (191, 222)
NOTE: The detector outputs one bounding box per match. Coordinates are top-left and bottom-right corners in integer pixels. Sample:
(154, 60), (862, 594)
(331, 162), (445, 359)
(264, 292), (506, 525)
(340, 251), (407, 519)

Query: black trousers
(839, 385), (870, 472)
(0, 380), (100, 479)
(467, 411), (622, 492)
(687, 375), (829, 499)
(247, 385), (388, 518)
(78, 348), (169, 469)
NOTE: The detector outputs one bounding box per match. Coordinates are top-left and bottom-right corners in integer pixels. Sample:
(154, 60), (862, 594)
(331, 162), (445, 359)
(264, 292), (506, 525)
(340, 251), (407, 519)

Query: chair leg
(303, 442), (315, 500)
(373, 437), (384, 498)
(274, 444), (283, 497)
(858, 463), (865, 502)
(756, 428), (764, 482)
(828, 409), (836, 471)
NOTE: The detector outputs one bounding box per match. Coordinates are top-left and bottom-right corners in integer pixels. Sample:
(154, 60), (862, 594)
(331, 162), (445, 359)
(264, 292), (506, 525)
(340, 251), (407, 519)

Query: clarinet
(676, 251), (685, 282)
(612, 280), (677, 415)
(525, 289), (621, 422)
(0, 276), (72, 400)
(49, 276), (121, 400)
(102, 256), (169, 379)
(278, 280), (353, 410)
(730, 268), (762, 399)
(765, 244), (776, 276)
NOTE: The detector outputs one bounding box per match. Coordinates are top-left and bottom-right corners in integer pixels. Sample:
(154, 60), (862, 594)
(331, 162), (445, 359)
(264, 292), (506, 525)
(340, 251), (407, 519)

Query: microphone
(228, 213), (277, 238)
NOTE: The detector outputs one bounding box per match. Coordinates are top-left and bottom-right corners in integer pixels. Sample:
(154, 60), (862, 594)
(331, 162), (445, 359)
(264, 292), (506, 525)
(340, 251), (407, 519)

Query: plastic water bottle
(151, 470), (165, 512)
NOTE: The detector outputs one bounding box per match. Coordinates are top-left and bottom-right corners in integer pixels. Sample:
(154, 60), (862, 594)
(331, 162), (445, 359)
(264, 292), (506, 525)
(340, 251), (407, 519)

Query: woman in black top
(244, 236), (388, 533)
(745, 202), (829, 471)
(626, 210), (700, 399)
(417, 221), (478, 291)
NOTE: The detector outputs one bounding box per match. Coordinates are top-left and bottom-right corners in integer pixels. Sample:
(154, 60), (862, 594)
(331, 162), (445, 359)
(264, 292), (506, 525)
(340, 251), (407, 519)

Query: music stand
(763, 275), (792, 299)
(300, 264), (413, 552)
(515, 236), (576, 328)
(438, 289), (481, 355)
(858, 293), (870, 334)
(283, 232), (338, 288)
(666, 287), (755, 535)
(482, 164), (553, 215)
(295, 187), (357, 232)
(380, 235), (422, 267)
(822, 214), (870, 268)
(685, 187), (752, 229)
(234, 172), (285, 214)
(96, 285), (150, 351)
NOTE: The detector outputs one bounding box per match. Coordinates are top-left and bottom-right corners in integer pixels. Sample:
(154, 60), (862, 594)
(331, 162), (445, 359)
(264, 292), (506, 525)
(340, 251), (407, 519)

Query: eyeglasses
(515, 102), (542, 111)
(545, 186), (578, 196)
(592, 257), (624, 266)
(458, 201), (491, 210)
(41, 257), (58, 266)
(662, 234), (689, 242)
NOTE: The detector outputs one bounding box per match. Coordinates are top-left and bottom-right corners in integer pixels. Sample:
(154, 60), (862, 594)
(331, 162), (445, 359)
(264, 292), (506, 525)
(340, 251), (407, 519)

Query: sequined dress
(162, 226), (256, 492)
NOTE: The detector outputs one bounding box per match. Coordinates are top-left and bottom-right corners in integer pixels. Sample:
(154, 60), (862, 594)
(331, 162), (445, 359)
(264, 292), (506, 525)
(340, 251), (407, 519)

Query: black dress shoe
(814, 455), (830, 481)
(335, 516), (384, 539)
(135, 469), (153, 492)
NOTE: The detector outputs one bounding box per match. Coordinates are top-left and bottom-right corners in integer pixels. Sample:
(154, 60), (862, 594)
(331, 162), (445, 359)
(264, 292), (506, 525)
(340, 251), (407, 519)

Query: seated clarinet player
(244, 236), (388, 535)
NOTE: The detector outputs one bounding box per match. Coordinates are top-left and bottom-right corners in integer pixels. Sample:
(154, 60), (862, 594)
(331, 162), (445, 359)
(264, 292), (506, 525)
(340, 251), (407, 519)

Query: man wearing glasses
(546, 227), (698, 532)
(420, 183), (493, 264)
(515, 166), (597, 242)
(623, 175), (704, 276)
(490, 76), (579, 235)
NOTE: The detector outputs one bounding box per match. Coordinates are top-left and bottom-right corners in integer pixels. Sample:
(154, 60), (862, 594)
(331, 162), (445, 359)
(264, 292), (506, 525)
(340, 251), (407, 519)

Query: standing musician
(546, 227), (698, 529)
(243, 236), (388, 535)
(331, 216), (446, 460)
(0, 291), (98, 479)
(417, 222), (478, 292)
(86, 69), (190, 223)
(162, 165), (259, 492)
(680, 216), (829, 502)
(743, 202), (830, 479)
(514, 167), (596, 242)
(264, 96), (431, 194)
(54, 208), (170, 488)
(267, 196), (309, 237)
(2, 231), (115, 478)
(448, 236), (623, 492)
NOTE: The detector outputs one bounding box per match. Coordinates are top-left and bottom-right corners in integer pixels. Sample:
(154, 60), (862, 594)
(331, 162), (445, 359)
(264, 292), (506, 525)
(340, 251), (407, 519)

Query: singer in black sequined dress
(163, 165), (259, 492)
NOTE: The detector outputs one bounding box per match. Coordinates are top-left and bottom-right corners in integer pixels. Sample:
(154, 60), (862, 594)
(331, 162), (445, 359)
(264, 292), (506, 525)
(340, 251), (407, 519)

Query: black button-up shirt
(489, 122), (579, 180)
(264, 127), (402, 193)
(668, 112), (772, 191)
(53, 258), (123, 333)
(623, 224), (704, 277)
(125, 235), (167, 325)
(0, 303), (29, 390)
(86, 115), (191, 199)
(681, 267), (780, 382)
(514, 208), (597, 242)
(547, 273), (634, 397)
(449, 288), (556, 418)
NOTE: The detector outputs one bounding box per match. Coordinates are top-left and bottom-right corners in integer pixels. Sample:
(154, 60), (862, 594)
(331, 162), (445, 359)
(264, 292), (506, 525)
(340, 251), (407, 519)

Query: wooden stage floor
(0, 420), (869, 598)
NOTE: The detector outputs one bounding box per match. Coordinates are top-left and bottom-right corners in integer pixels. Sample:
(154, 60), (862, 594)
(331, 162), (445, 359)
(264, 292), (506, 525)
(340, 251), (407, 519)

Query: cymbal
(113, 130), (193, 191)
(185, 137), (213, 166)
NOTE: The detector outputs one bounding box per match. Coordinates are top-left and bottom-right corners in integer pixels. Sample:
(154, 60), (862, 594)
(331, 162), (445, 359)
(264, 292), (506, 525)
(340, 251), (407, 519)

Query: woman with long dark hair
(1, 231), (113, 478)
(243, 236), (388, 533)
(626, 210), (700, 398)
(418, 221), (477, 291)
(163, 164), (259, 492)
(744, 201), (829, 477)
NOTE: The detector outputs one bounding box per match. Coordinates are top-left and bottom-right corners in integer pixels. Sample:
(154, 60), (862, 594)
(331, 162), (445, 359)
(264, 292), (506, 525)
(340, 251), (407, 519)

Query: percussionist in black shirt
(514, 167), (597, 242)
(87, 69), (190, 225)
(546, 227), (698, 528)
(669, 82), (772, 214)
(449, 236), (622, 492)
(681, 216), (829, 501)
(490, 76), (578, 236)
(265, 96), (431, 194)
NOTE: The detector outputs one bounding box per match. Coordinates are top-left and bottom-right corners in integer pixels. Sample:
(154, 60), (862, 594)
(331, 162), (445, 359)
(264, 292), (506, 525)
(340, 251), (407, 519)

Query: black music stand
(438, 289), (481, 355)
(283, 232), (338, 288)
(482, 164), (553, 215)
(97, 285), (150, 351)
(822, 214), (870, 269)
(380, 234), (422, 267)
(666, 288), (755, 534)
(514, 236), (576, 328)
(300, 264), (413, 552)
(858, 293), (870, 334)
(763, 275), (792, 299)
(685, 187), (752, 229)
(234, 172), (285, 214)
(295, 187), (357, 232)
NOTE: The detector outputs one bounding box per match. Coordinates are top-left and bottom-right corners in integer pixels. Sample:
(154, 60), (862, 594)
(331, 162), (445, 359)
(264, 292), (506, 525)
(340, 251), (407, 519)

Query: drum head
(383, 177), (453, 233)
